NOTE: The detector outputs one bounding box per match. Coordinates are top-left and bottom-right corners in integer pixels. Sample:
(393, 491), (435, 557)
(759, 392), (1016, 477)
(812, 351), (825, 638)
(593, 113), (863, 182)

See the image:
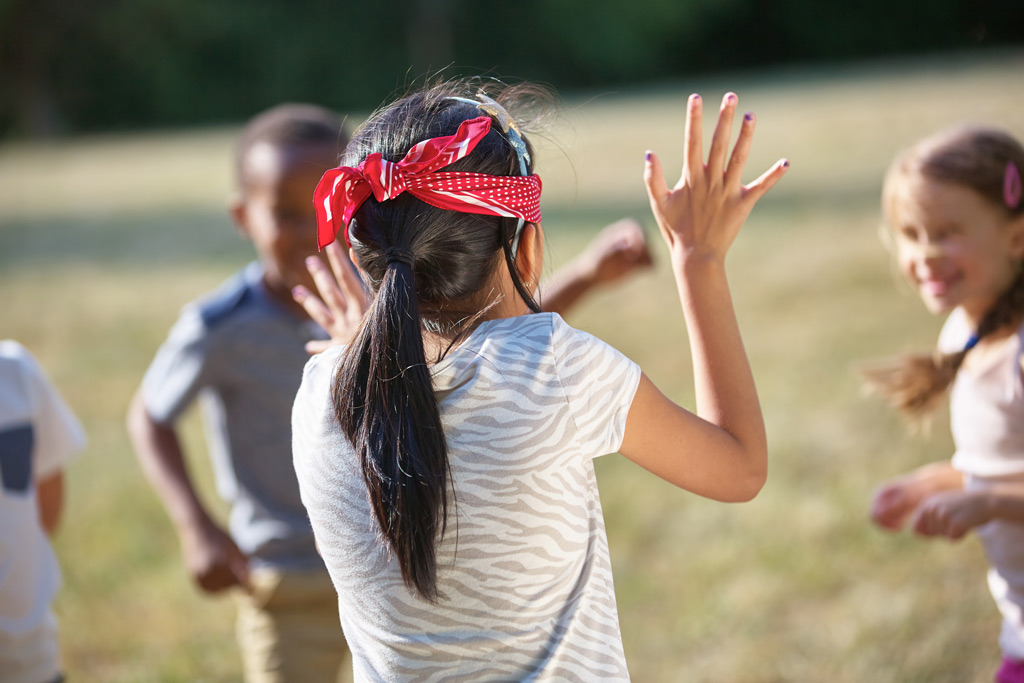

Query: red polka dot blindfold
(313, 116), (543, 249)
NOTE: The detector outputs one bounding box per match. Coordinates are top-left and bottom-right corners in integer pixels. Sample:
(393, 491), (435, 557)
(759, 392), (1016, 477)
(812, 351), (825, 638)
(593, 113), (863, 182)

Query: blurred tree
(0, 0), (1020, 138)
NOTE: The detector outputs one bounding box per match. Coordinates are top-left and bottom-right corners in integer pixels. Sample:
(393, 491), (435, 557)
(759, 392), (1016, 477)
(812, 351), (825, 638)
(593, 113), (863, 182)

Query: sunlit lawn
(2, 51), (1023, 682)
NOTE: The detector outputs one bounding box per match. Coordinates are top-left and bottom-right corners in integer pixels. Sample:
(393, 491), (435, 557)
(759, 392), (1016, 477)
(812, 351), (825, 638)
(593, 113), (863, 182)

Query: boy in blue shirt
(128, 104), (351, 682)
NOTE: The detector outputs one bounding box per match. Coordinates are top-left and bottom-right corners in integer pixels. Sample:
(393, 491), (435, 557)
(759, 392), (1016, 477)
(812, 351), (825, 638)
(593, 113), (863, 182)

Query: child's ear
(515, 223), (545, 291)
(229, 193), (251, 239)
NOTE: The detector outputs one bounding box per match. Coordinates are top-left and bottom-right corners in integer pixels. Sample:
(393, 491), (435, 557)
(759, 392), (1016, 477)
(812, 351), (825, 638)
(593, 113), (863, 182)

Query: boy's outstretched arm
(539, 218), (653, 316)
(619, 92), (787, 502)
(127, 390), (250, 593)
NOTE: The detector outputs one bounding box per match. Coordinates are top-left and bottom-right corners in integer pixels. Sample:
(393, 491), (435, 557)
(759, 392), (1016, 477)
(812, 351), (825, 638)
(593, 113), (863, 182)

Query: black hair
(332, 79), (550, 599)
(234, 103), (346, 190)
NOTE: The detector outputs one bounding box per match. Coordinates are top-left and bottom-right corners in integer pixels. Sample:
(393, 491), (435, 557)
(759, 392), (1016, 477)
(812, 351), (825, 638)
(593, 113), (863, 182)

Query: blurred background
(1, 1), (1023, 681)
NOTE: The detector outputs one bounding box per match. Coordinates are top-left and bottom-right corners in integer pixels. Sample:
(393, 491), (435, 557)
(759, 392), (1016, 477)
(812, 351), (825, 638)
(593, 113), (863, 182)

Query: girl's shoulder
(937, 308), (972, 354)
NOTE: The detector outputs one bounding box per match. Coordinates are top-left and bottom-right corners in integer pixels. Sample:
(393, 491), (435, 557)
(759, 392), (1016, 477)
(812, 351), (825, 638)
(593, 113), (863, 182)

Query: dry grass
(2, 50), (1023, 681)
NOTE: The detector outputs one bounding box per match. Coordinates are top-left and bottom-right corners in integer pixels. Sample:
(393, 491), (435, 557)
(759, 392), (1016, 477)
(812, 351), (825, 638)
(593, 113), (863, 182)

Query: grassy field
(2, 51), (1024, 681)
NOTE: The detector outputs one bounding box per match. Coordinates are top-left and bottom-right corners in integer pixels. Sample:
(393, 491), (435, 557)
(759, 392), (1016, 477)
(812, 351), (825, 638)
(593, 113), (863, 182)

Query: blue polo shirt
(142, 262), (327, 569)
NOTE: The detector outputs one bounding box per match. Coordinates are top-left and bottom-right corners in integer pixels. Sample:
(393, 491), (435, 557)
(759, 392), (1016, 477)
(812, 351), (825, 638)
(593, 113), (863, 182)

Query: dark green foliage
(1, 0), (1021, 137)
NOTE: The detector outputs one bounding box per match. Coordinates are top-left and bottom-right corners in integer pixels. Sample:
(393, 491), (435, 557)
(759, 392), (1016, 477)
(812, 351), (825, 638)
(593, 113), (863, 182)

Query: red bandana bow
(313, 116), (543, 249)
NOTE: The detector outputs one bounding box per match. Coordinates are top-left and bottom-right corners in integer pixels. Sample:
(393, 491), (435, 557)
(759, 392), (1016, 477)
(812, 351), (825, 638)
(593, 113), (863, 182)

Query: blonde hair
(864, 126), (1024, 420)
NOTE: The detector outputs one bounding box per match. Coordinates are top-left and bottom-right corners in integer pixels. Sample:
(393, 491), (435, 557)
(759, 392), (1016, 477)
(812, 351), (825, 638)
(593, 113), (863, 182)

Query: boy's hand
(911, 490), (992, 540)
(643, 92), (787, 265)
(577, 218), (653, 286)
(293, 242), (370, 354)
(180, 519), (251, 593)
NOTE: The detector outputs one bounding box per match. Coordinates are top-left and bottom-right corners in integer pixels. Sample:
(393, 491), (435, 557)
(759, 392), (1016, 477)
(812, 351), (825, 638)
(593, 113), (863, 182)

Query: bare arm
(36, 472), (63, 535)
(126, 390), (249, 592)
(540, 218), (652, 315)
(619, 92), (787, 502)
(871, 460), (963, 531)
(910, 477), (1024, 540)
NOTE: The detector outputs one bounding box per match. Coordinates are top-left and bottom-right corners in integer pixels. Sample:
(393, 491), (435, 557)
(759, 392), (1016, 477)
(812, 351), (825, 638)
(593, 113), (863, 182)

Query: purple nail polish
(782, 159), (790, 168)
(744, 112), (754, 121)
(645, 151), (651, 161)
(692, 94), (701, 101)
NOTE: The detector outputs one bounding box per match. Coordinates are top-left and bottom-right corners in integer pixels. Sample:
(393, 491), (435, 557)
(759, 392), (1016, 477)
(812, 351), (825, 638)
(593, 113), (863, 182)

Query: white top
(940, 309), (1024, 477)
(939, 311), (1024, 658)
(293, 313), (641, 681)
(0, 341), (86, 683)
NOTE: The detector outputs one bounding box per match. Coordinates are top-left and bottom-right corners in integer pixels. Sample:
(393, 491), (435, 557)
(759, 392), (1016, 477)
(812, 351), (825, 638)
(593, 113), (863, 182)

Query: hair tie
(313, 116), (542, 250)
(385, 247), (415, 269)
(963, 333), (980, 353)
(1006, 161), (1022, 210)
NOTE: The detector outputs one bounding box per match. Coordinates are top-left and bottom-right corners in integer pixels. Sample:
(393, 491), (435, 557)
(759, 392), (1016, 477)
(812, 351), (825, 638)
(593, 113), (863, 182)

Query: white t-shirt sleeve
(5, 342), (86, 480)
(938, 308), (971, 355)
(551, 318), (641, 459)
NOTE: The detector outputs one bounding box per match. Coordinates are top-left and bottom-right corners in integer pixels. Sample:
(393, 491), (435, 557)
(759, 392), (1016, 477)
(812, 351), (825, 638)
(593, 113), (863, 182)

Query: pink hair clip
(1006, 161), (1022, 210)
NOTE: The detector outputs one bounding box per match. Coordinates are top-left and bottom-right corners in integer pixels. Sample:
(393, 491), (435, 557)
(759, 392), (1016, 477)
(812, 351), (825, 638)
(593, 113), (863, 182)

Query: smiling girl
(865, 127), (1024, 683)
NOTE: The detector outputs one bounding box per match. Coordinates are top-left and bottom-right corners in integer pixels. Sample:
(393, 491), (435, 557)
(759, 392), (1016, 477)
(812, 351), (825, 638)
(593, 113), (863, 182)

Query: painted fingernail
(782, 159), (790, 168)
(292, 287), (305, 299)
(645, 151), (652, 161)
(744, 112), (754, 121)
(691, 94), (701, 101)
(725, 93), (737, 102)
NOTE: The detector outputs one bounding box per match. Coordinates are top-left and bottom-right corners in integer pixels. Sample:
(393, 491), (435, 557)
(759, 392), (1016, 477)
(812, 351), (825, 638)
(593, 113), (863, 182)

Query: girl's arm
(871, 461), (963, 531)
(619, 92), (787, 502)
(911, 480), (1024, 540)
(540, 218), (652, 315)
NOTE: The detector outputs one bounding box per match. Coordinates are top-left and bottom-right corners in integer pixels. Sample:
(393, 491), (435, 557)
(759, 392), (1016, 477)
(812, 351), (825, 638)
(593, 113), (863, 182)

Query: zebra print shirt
(292, 313), (641, 681)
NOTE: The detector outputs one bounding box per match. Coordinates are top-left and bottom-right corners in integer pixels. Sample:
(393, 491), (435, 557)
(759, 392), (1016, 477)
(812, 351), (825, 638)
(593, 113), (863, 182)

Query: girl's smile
(893, 178), (1024, 326)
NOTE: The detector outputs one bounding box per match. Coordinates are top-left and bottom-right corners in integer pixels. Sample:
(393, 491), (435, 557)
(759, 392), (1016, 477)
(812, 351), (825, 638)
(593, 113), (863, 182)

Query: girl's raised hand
(644, 92), (787, 264)
(292, 241), (370, 354)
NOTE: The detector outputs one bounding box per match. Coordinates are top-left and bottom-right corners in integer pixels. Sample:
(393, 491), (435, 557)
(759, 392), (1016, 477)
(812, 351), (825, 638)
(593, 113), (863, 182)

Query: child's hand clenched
(643, 92), (787, 266)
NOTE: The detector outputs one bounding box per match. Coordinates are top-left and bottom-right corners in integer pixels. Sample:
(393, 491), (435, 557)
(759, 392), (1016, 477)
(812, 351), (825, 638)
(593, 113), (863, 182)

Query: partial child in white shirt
(0, 341), (86, 683)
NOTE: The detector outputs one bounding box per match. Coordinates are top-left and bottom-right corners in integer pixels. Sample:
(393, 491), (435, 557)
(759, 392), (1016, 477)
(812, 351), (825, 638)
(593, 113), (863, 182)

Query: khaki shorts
(235, 567), (351, 683)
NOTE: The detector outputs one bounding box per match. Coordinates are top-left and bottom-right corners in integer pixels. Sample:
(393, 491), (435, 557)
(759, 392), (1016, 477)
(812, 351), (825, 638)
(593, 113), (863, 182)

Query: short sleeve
(141, 307), (217, 425)
(551, 318), (641, 460)
(938, 308), (971, 355)
(3, 342), (87, 479)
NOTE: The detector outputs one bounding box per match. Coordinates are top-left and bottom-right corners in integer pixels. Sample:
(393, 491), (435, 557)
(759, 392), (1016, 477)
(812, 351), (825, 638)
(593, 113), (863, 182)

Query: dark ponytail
(335, 237), (449, 599)
(330, 80), (550, 599)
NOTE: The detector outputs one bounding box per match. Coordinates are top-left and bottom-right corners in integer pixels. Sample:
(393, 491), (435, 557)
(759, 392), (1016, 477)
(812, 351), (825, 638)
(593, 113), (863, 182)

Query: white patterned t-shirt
(292, 313), (641, 681)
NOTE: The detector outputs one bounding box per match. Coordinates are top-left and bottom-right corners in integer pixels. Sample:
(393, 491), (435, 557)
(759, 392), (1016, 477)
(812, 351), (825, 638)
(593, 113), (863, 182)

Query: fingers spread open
(306, 254), (349, 316)
(327, 242), (368, 314)
(707, 93), (737, 182)
(742, 158), (790, 202)
(725, 112), (756, 188)
(293, 285), (336, 331)
(682, 94), (703, 185)
(643, 151), (671, 241)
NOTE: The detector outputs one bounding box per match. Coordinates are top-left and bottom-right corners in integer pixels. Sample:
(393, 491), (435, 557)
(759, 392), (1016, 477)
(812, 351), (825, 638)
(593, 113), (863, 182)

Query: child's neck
(260, 274), (310, 320)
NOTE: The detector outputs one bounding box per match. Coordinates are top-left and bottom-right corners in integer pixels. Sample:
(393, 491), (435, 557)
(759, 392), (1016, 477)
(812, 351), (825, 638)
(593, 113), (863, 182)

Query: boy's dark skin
(127, 140), (337, 593)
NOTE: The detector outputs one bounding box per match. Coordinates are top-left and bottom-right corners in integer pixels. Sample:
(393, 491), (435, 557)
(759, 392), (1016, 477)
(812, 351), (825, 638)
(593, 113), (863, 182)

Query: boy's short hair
(235, 103), (345, 190)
